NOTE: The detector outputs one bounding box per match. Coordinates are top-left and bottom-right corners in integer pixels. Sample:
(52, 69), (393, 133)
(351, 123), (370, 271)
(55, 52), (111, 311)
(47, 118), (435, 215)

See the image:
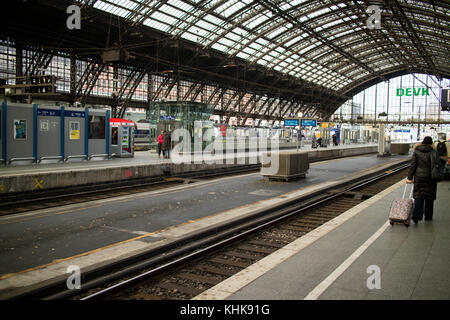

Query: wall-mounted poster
(122, 128), (129, 147)
(14, 119), (27, 140)
(70, 121), (80, 140)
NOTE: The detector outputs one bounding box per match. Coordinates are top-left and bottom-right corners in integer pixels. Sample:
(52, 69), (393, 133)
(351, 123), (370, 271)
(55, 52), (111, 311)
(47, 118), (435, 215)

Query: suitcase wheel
(389, 220), (394, 226)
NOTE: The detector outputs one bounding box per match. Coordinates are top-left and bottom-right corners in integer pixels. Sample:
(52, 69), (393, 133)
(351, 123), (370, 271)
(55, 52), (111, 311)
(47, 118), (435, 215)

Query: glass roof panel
(150, 10), (179, 26)
(143, 18), (170, 32)
(216, 0), (247, 18)
(88, 0), (449, 94)
(168, 0), (195, 11)
(245, 13), (271, 30)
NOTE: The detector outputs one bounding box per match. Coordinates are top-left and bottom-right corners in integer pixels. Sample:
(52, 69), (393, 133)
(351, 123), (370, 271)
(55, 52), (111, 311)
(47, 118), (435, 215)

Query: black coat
(407, 144), (437, 200)
(162, 132), (171, 151)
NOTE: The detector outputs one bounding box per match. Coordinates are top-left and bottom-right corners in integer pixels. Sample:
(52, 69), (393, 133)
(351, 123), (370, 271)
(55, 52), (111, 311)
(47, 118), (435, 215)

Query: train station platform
(194, 179), (450, 300)
(0, 143), (378, 194)
(0, 152), (409, 298)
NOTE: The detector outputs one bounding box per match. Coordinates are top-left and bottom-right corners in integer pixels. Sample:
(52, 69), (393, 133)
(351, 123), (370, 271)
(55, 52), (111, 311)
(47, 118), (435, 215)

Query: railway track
(0, 153), (376, 216)
(0, 164), (261, 216)
(65, 163), (410, 301)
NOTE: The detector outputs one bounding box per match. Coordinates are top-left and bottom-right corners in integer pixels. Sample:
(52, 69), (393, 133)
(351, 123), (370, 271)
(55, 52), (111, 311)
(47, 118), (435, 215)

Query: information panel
(284, 119), (299, 127)
(301, 119), (317, 127)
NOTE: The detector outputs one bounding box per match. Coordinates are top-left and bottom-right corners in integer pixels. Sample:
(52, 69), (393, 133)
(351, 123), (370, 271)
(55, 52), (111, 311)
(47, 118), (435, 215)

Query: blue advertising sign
(394, 129), (410, 133)
(284, 119), (299, 127)
(301, 119), (317, 127)
(38, 109), (61, 117)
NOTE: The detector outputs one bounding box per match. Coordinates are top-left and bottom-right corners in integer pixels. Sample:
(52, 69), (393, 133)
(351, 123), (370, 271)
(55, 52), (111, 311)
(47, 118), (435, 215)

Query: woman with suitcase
(406, 136), (437, 224)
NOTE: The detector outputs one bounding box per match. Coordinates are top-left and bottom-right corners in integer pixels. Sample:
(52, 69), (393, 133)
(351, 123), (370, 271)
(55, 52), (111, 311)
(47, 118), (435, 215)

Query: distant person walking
(157, 131), (164, 158)
(406, 136), (437, 223)
(162, 130), (172, 159)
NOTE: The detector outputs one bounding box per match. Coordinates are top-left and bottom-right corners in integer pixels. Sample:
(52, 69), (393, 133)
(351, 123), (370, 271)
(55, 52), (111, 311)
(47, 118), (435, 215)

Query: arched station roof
(2, 0), (449, 119)
(79, 0), (449, 94)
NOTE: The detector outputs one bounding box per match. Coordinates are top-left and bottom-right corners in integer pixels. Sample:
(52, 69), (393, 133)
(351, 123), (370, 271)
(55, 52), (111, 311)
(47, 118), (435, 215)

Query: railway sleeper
(208, 257), (250, 269)
(256, 233), (299, 244)
(223, 250), (264, 260)
(177, 273), (222, 286)
(278, 225), (310, 233)
(301, 212), (338, 219)
(157, 282), (204, 296)
(195, 264), (238, 276)
(237, 245), (276, 254)
(248, 239), (288, 248)
(288, 221), (322, 229)
(295, 216), (330, 223)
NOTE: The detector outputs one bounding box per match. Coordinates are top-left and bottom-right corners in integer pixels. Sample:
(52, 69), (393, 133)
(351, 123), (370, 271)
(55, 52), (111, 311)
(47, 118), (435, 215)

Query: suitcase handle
(402, 183), (414, 199)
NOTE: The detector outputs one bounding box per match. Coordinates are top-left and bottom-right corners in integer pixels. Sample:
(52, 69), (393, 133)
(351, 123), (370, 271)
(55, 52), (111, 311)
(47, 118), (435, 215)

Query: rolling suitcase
(388, 184), (414, 227)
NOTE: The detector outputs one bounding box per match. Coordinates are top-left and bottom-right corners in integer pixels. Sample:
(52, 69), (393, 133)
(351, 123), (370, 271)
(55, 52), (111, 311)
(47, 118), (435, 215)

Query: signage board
(160, 116), (176, 121)
(284, 119), (299, 127)
(300, 119), (317, 127)
(38, 109), (61, 117)
(396, 88), (430, 96)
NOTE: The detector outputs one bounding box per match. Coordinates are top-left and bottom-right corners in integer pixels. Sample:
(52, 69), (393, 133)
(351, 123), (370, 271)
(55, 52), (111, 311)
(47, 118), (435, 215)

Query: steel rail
(78, 161), (410, 300)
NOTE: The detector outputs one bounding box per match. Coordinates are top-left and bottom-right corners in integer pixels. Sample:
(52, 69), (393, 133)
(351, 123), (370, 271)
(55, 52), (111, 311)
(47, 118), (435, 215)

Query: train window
(111, 127), (118, 145)
(88, 115), (106, 139)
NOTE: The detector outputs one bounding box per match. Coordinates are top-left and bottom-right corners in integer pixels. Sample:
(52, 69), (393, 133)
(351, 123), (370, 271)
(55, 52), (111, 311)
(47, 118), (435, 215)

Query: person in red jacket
(157, 131), (164, 158)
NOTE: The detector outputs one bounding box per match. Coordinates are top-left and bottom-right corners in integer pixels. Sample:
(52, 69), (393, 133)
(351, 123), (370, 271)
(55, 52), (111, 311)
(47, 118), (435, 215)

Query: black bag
(430, 150), (444, 182)
(436, 141), (447, 157)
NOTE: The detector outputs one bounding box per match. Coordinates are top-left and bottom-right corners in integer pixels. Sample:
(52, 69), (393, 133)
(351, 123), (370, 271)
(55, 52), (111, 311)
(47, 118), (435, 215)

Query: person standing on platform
(332, 134), (338, 146)
(406, 136), (437, 223)
(157, 131), (164, 158)
(162, 130), (172, 159)
(312, 134), (317, 148)
(433, 132), (449, 167)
